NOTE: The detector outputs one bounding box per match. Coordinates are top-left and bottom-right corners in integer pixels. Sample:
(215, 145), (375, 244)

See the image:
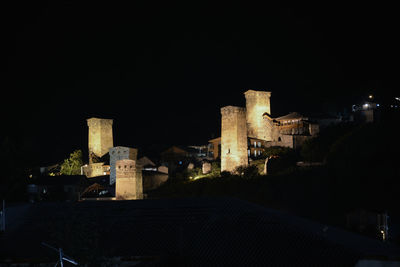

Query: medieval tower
(220, 106), (248, 172)
(109, 147), (138, 185)
(115, 159), (143, 200)
(244, 90), (272, 141)
(87, 117), (114, 163)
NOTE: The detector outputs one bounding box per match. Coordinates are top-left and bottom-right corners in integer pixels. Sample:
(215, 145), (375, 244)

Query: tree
(300, 123), (355, 162)
(60, 150), (83, 175)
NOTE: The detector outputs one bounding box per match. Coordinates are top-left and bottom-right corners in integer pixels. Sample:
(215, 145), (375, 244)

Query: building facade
(87, 118), (113, 163)
(220, 106), (249, 172)
(245, 90), (272, 141)
(115, 159), (143, 200)
(109, 146), (138, 185)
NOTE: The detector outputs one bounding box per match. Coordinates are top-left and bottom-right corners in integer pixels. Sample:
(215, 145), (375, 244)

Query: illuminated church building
(219, 90), (325, 173)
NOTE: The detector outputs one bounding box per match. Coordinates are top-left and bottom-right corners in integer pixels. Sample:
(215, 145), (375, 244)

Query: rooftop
(1, 197), (398, 265)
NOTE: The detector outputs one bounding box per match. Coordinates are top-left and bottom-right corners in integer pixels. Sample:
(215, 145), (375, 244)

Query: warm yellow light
(369, 95), (373, 99)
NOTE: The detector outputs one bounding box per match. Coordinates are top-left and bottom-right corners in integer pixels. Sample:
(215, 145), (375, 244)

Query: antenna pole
(59, 248), (64, 267)
(41, 242), (78, 266)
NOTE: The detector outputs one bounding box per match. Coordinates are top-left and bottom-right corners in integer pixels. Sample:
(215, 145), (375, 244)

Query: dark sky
(1, 2), (398, 165)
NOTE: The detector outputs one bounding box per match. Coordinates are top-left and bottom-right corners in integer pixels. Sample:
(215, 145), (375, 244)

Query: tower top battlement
(87, 117), (113, 127)
(221, 106), (246, 116)
(244, 90), (271, 98)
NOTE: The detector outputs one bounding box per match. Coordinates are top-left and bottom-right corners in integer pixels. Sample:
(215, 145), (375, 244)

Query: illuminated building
(220, 106), (248, 172)
(219, 90), (336, 173)
(87, 118), (113, 163)
(115, 159), (143, 200)
(109, 146), (138, 185)
(245, 90), (272, 141)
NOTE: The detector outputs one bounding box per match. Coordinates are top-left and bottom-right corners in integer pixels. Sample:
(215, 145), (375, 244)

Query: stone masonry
(244, 90), (272, 141)
(221, 106), (248, 172)
(115, 159), (143, 200)
(87, 118), (114, 163)
(109, 146), (138, 185)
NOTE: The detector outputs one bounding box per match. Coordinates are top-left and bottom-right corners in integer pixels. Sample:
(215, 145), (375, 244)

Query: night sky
(1, 2), (398, 165)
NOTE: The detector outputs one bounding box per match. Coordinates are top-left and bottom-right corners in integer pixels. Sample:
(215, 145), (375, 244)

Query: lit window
(254, 141), (257, 148)
(254, 150), (257, 157)
(257, 142), (261, 147)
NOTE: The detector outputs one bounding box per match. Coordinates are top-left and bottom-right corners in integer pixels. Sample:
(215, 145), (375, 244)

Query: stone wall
(244, 90), (272, 141)
(87, 118), (113, 163)
(109, 147), (138, 185)
(221, 106), (248, 173)
(265, 134), (313, 150)
(81, 162), (110, 178)
(293, 135), (312, 149)
(115, 159), (143, 200)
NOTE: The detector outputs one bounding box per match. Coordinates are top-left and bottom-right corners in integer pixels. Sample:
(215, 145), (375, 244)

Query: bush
(235, 165), (260, 179)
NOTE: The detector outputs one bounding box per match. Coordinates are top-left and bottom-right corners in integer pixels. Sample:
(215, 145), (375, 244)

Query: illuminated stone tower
(109, 147), (138, 185)
(87, 118), (114, 163)
(221, 106), (248, 172)
(115, 159), (143, 200)
(244, 90), (272, 141)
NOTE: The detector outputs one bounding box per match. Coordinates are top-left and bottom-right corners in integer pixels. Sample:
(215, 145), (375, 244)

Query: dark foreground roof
(1, 197), (399, 266)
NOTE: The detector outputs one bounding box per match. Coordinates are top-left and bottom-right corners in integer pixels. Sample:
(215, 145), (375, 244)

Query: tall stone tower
(115, 159), (143, 200)
(87, 118), (114, 163)
(109, 147), (138, 185)
(221, 106), (248, 173)
(244, 90), (272, 141)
